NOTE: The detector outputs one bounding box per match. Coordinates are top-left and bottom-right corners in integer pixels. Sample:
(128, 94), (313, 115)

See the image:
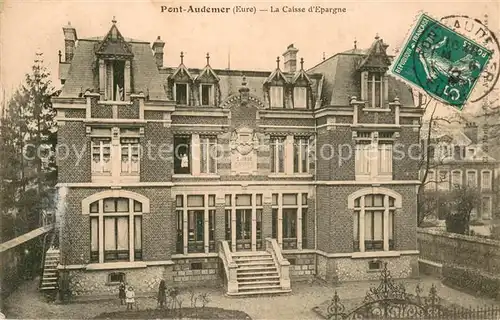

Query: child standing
(125, 286), (135, 310)
(157, 280), (167, 308)
(118, 282), (126, 305)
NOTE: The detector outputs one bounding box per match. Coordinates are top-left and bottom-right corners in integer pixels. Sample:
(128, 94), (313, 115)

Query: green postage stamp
(390, 13), (492, 110)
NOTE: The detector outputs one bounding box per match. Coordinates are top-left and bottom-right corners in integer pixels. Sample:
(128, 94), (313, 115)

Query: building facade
(423, 123), (498, 221)
(53, 20), (423, 296)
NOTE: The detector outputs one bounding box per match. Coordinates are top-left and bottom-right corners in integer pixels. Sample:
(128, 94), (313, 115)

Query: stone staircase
(39, 248), (60, 292)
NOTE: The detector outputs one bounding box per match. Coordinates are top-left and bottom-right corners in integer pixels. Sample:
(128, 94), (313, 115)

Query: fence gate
(325, 263), (500, 320)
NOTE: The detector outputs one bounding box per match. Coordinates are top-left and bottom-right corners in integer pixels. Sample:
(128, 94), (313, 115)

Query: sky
(0, 0), (499, 117)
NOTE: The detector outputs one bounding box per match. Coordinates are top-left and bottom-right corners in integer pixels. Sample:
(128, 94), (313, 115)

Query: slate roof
(307, 43), (414, 107)
(60, 38), (167, 100)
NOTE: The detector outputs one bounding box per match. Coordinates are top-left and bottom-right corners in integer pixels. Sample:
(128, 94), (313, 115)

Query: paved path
(3, 277), (499, 319)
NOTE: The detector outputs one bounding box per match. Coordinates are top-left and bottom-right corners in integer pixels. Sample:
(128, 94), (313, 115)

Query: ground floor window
(176, 194), (216, 254)
(89, 196), (143, 263)
(353, 194), (396, 252)
(272, 193), (308, 250)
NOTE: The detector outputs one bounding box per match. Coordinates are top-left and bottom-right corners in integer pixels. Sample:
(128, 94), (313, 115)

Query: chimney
(282, 44), (299, 73)
(62, 22), (77, 62)
(152, 36), (165, 68)
(464, 122), (479, 144)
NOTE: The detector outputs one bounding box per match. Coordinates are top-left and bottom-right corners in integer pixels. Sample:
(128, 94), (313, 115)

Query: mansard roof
(95, 21), (133, 59)
(308, 37), (413, 107)
(59, 38), (167, 100)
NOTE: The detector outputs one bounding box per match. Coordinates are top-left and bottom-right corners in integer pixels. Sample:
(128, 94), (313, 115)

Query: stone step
(239, 284), (282, 291)
(233, 255), (273, 260)
(227, 288), (291, 297)
(236, 275), (280, 281)
(237, 271), (279, 278)
(43, 277), (58, 281)
(237, 266), (277, 272)
(235, 261), (275, 267)
(238, 279), (281, 286)
(40, 286), (57, 290)
(232, 251), (270, 257)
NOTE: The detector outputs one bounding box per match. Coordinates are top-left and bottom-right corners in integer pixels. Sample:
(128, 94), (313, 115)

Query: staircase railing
(218, 240), (238, 294)
(265, 238), (290, 290)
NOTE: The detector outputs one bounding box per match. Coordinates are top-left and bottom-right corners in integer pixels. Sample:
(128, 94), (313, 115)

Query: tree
(0, 52), (58, 241)
(444, 185), (481, 235)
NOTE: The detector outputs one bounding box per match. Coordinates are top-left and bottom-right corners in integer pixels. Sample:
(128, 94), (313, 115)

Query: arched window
(88, 196), (144, 263)
(349, 188), (401, 253)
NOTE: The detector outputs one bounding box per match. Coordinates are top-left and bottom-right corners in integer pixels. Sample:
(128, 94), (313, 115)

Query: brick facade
(54, 22), (424, 295)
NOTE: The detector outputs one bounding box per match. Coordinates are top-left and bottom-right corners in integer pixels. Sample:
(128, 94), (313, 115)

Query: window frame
(481, 169), (492, 191)
(174, 82), (189, 105)
(367, 72), (383, 108)
(270, 86), (284, 108)
(293, 137), (309, 173)
(200, 84), (214, 106)
(466, 170), (478, 188)
(270, 136), (285, 174)
(293, 86), (307, 109)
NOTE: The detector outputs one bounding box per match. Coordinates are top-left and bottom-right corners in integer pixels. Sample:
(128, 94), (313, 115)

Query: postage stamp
(390, 13), (493, 110)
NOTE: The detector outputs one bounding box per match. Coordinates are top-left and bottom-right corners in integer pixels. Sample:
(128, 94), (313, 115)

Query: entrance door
(236, 209), (252, 250)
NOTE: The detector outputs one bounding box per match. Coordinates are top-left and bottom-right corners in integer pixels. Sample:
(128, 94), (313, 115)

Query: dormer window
(367, 72), (383, 108)
(175, 83), (189, 105)
(293, 87), (307, 109)
(106, 60), (125, 101)
(200, 84), (213, 106)
(270, 86), (284, 108)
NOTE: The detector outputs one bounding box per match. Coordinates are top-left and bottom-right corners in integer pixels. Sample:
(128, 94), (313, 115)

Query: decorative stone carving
(229, 127), (259, 175)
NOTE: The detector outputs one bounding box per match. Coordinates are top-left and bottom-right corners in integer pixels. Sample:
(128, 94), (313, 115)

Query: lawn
(94, 307), (252, 319)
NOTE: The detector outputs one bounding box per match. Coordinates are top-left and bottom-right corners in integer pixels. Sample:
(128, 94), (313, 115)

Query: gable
(195, 66), (219, 83)
(95, 24), (133, 59)
(171, 65), (194, 82)
(358, 38), (391, 72)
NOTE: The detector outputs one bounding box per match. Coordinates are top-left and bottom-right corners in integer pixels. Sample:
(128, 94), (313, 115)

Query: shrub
(442, 263), (500, 300)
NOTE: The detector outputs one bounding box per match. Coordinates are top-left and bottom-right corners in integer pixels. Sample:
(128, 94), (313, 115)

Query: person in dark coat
(157, 280), (167, 308)
(118, 282), (126, 305)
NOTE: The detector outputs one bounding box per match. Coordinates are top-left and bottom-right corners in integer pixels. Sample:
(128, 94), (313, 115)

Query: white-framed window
(467, 148), (476, 158)
(367, 72), (383, 108)
(293, 87), (307, 109)
(293, 137), (309, 173)
(451, 170), (462, 188)
(270, 86), (284, 108)
(355, 142), (372, 177)
(200, 84), (213, 106)
(175, 194), (216, 254)
(271, 193), (308, 250)
(91, 138), (112, 174)
(174, 83), (189, 105)
(481, 170), (492, 191)
(354, 133), (393, 180)
(424, 170), (436, 191)
(437, 170), (449, 191)
(467, 170), (478, 188)
(89, 197), (143, 263)
(270, 136), (285, 173)
(120, 138), (140, 175)
(481, 196), (492, 219)
(353, 194), (395, 252)
(200, 136), (217, 174)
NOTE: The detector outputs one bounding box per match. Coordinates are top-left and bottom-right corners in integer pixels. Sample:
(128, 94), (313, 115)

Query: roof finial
(206, 53), (210, 66)
(323, 52), (326, 61)
(300, 57), (304, 70)
(375, 33), (380, 40)
(354, 38), (357, 49)
(276, 56), (280, 69)
(484, 13), (488, 27)
(112, 16), (117, 24)
(180, 51), (184, 64)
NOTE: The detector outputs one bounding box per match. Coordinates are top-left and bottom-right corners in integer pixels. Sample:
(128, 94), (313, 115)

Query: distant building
(422, 122), (498, 220)
(52, 20), (424, 296)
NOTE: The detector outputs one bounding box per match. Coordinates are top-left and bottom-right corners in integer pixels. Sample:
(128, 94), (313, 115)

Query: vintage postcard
(1, 1), (500, 319)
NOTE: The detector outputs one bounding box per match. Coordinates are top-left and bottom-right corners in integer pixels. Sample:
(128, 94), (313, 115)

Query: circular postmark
(411, 14), (499, 108)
